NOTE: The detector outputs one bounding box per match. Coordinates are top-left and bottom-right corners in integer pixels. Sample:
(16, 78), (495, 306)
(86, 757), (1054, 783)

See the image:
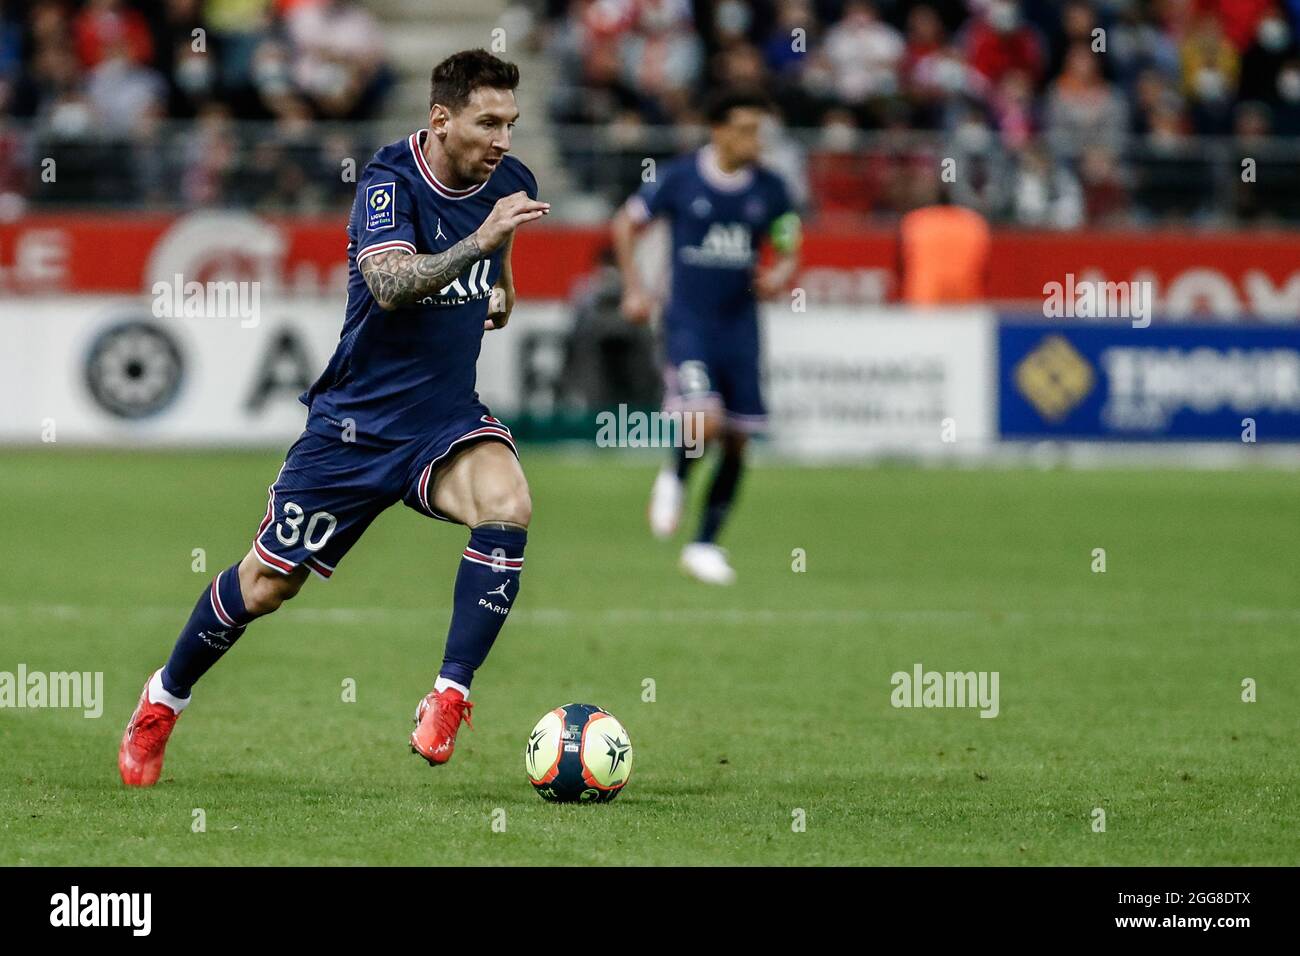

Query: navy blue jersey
(301, 130), (538, 447)
(627, 145), (794, 328)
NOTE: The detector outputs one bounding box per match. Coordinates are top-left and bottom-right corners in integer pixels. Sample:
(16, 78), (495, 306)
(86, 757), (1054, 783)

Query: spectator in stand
(806, 107), (875, 223)
(0, 2), (23, 89)
(86, 35), (167, 136)
(989, 68), (1037, 149)
(1232, 100), (1272, 221)
(1232, 98), (1300, 220)
(1077, 144), (1130, 225)
(1131, 66), (1174, 134)
(0, 0), (30, 205)
(29, 46), (89, 133)
(74, 0), (154, 70)
(204, 0), (272, 92)
(1201, 0), (1274, 52)
(822, 0), (904, 110)
(713, 0), (751, 51)
(945, 105), (1005, 216)
(624, 0), (703, 122)
(1107, 1), (1181, 91)
(0, 114), (30, 211)
(8, 0), (1300, 225)
(181, 101), (237, 206)
(908, 42), (990, 130)
(763, 0), (815, 78)
(1046, 1), (1112, 82)
(1238, 7), (1295, 103)
(963, 0), (1044, 89)
(1011, 142), (1083, 229)
(1180, 13), (1239, 132)
(145, 0), (211, 118)
(546, 0), (641, 125)
(1272, 57), (1300, 132)
(763, 0), (831, 122)
(285, 0), (389, 119)
(901, 4), (946, 85)
(1135, 99), (1213, 221)
(1043, 44), (1128, 155)
(712, 40), (767, 90)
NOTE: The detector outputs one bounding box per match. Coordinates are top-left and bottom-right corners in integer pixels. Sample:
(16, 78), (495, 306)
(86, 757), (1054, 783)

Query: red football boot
(118, 671), (184, 787)
(410, 687), (474, 766)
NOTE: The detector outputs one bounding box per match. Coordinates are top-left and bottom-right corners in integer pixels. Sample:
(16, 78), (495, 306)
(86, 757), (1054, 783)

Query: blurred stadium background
(2, 0), (1299, 459)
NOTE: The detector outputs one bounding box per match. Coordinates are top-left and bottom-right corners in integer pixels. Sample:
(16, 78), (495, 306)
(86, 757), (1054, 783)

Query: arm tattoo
(359, 236), (482, 310)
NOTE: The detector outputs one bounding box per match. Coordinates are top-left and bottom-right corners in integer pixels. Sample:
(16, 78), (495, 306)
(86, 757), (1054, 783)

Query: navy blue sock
(438, 526), (527, 692)
(697, 448), (745, 544)
(674, 446), (696, 482)
(161, 563), (259, 698)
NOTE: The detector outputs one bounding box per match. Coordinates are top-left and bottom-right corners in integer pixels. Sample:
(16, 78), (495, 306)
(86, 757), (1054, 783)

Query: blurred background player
(612, 88), (802, 585)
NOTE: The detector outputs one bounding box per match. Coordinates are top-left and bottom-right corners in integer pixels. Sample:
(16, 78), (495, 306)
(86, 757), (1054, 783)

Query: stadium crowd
(3, 0), (1300, 223)
(540, 0), (1300, 224)
(0, 0), (390, 208)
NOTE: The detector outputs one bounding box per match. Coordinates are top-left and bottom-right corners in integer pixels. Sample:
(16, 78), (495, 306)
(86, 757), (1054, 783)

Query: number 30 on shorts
(275, 502), (337, 552)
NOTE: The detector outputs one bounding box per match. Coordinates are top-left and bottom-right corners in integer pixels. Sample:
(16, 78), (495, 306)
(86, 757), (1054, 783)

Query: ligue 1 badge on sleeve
(366, 182), (396, 231)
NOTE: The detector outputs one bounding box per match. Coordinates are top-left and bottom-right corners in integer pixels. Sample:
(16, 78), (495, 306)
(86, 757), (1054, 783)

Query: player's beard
(452, 150), (497, 185)
(478, 151), (503, 177)
(440, 134), (495, 186)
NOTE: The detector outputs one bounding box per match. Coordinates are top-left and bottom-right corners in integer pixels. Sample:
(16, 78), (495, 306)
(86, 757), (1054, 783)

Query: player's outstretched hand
(477, 191), (550, 253)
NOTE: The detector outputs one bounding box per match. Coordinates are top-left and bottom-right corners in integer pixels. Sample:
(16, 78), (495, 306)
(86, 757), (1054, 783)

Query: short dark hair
(429, 49), (519, 112)
(704, 88), (772, 126)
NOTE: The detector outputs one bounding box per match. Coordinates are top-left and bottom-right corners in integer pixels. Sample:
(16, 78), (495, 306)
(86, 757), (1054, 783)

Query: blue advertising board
(998, 319), (1300, 441)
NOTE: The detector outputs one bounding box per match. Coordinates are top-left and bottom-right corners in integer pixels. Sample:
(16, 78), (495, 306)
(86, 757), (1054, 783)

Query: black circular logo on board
(84, 320), (185, 419)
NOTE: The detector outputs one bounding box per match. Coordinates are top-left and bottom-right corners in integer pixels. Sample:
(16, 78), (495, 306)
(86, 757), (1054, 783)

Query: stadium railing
(4, 121), (1300, 227)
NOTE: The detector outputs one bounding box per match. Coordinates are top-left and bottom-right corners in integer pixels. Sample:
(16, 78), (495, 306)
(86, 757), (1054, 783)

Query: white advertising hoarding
(0, 297), (995, 456)
(763, 308), (995, 457)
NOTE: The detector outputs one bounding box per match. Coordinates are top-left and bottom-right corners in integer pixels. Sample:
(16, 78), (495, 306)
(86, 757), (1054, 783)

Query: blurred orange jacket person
(897, 203), (991, 305)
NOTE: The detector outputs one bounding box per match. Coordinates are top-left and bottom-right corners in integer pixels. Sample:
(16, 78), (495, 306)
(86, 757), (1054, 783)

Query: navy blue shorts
(662, 319), (766, 433)
(252, 409), (517, 580)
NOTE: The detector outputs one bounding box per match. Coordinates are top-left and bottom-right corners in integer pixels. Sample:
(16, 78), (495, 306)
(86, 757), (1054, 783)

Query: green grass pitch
(1, 447), (1296, 866)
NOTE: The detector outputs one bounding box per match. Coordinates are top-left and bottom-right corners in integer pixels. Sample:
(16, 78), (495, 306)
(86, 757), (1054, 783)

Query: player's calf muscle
(237, 550), (307, 614)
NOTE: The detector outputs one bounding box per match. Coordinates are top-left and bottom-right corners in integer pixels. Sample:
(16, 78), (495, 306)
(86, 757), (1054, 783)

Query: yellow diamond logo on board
(1014, 335), (1096, 423)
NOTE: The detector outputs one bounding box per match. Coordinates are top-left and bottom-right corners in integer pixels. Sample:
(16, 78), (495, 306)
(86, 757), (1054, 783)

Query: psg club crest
(366, 182), (396, 231)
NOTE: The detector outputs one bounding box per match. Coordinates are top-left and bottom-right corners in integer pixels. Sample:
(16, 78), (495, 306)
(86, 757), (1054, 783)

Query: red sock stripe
(462, 547), (524, 569)
(209, 573), (237, 628)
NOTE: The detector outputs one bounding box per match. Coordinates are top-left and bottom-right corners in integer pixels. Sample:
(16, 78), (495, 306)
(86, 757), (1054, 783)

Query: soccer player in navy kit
(612, 90), (802, 585)
(119, 50), (550, 786)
